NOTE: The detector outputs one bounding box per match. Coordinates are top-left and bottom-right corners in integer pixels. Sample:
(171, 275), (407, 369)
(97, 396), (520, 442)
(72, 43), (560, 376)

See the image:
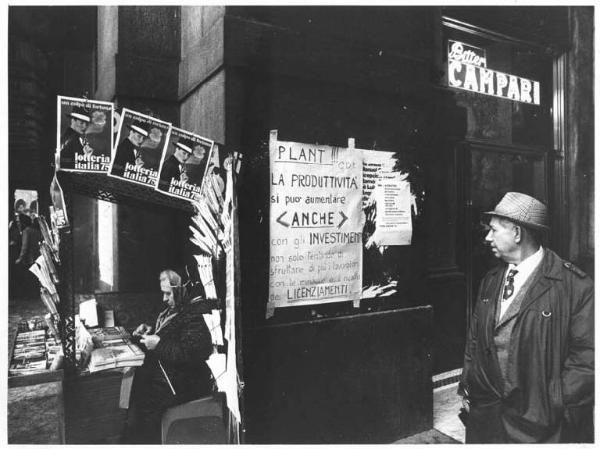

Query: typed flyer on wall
(361, 149), (413, 246)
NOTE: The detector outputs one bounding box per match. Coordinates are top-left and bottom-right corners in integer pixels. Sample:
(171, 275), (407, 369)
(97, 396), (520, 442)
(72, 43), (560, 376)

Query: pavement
(394, 382), (465, 444)
(9, 295), (467, 444)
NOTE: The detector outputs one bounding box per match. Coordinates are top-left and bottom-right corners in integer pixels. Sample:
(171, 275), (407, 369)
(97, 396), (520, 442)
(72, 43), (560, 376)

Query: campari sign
(447, 40), (540, 105)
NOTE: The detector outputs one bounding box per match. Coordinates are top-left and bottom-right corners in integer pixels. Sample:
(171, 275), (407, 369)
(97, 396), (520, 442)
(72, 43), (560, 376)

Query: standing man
(111, 122), (149, 177)
(60, 106), (91, 169)
(158, 138), (192, 190)
(459, 192), (594, 443)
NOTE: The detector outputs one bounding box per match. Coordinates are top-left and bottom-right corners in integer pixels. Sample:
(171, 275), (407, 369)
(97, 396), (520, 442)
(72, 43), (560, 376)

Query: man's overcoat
(459, 249), (594, 443)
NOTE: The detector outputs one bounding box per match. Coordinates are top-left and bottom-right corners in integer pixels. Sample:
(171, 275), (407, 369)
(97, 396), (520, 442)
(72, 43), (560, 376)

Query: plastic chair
(161, 394), (227, 444)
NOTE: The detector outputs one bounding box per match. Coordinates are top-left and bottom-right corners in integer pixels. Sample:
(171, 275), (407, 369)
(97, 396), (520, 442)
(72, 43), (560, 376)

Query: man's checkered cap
(484, 192), (549, 230)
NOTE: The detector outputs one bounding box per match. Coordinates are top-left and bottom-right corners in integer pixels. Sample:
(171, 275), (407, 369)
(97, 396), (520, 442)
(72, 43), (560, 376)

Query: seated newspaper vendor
(127, 269), (214, 444)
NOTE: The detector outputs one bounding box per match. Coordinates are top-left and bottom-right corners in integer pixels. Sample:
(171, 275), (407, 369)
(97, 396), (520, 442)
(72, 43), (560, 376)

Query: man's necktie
(502, 269), (518, 301)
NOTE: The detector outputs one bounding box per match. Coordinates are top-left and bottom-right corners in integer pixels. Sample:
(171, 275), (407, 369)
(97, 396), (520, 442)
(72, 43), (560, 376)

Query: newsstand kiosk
(8, 146), (243, 444)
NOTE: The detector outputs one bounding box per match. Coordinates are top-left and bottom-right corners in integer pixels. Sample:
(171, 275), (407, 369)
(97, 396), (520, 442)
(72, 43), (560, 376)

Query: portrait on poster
(56, 96), (114, 173)
(108, 108), (171, 188)
(156, 127), (214, 201)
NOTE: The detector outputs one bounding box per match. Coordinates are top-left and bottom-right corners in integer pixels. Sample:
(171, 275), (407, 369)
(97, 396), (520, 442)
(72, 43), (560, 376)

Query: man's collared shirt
(499, 246), (544, 319)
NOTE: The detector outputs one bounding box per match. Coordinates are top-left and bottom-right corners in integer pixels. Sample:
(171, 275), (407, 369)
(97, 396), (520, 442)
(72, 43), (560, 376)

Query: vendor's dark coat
(143, 300), (214, 400)
(459, 248), (594, 443)
(130, 300), (215, 443)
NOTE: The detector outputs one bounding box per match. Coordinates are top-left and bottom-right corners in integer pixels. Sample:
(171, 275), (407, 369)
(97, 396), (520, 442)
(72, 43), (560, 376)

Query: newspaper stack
(86, 327), (145, 373)
(9, 329), (48, 376)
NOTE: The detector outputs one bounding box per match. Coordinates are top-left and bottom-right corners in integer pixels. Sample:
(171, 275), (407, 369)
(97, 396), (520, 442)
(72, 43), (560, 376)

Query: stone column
(566, 6), (594, 273)
(114, 6), (182, 123)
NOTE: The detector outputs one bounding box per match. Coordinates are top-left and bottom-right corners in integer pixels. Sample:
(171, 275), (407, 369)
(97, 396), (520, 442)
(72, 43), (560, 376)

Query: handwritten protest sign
(268, 131), (363, 316)
(56, 96), (114, 173)
(108, 109), (171, 188)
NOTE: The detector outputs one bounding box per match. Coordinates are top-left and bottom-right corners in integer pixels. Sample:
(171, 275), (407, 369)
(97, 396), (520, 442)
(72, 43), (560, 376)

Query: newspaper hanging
(49, 171), (69, 229)
(108, 108), (171, 188)
(156, 127), (214, 201)
(204, 142), (222, 187)
(223, 158), (236, 342)
(224, 163), (241, 421)
(267, 131), (363, 317)
(56, 96), (114, 172)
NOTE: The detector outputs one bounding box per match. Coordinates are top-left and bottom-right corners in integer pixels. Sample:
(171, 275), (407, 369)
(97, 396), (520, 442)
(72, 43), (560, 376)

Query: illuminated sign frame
(447, 40), (541, 105)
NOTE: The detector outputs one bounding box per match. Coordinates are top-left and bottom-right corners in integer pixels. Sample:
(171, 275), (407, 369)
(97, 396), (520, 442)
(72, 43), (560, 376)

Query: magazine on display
(40, 288), (59, 316)
(13, 189), (38, 216)
(38, 215), (59, 260)
(108, 108), (172, 189)
(50, 171), (69, 229)
(156, 126), (214, 201)
(56, 96), (114, 173)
